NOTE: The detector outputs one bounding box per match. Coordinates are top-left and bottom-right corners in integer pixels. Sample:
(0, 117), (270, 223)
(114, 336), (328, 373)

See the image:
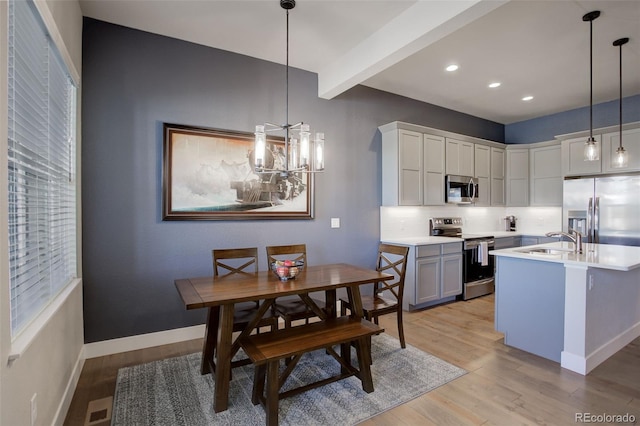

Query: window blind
(7, 0), (77, 337)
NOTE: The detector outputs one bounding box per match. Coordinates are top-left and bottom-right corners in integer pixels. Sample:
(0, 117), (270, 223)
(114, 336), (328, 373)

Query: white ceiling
(79, 0), (640, 125)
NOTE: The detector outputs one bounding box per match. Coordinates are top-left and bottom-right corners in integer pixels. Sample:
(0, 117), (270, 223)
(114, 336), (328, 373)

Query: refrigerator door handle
(587, 197), (593, 243)
(594, 197), (600, 243)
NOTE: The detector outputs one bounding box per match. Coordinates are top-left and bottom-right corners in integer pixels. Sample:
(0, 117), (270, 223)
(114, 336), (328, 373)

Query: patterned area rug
(112, 333), (466, 425)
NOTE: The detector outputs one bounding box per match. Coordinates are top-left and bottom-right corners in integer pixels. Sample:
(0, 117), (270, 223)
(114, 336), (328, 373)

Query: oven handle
(466, 277), (495, 286)
(464, 240), (495, 249)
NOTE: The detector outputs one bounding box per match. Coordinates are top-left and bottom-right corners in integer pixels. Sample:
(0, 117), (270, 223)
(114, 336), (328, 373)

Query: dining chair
(206, 247), (278, 374)
(266, 244), (326, 328)
(340, 243), (410, 348)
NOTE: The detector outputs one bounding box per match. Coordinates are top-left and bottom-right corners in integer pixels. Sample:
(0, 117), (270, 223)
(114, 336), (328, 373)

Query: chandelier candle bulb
(299, 124), (310, 167)
(254, 125), (266, 168)
(289, 138), (299, 170)
(315, 132), (325, 171)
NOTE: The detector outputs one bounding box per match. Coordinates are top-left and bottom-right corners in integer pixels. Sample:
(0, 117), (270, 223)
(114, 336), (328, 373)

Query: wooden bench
(240, 317), (383, 426)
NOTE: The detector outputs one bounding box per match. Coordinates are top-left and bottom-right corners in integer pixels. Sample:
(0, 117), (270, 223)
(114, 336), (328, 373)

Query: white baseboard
(585, 320), (640, 374)
(53, 347), (85, 426)
(562, 320), (640, 375)
(83, 324), (206, 359)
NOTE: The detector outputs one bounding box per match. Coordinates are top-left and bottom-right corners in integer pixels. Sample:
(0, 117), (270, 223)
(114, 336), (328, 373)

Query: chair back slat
(212, 247), (259, 277)
(265, 244), (307, 267)
(374, 243), (409, 303)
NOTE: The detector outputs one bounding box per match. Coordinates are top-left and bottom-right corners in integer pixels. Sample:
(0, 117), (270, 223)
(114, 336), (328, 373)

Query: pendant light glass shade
(584, 137), (599, 161)
(612, 37), (630, 169)
(614, 146), (628, 168)
(583, 11), (600, 162)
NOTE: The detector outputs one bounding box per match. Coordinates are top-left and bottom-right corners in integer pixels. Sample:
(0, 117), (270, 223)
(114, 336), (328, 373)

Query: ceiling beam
(317, 0), (508, 100)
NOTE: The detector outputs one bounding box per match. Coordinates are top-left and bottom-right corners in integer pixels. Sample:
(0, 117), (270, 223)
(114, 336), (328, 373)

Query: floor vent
(84, 396), (113, 426)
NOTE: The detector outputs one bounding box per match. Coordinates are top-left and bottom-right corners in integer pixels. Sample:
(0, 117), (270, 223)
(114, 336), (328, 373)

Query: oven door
(462, 240), (495, 300)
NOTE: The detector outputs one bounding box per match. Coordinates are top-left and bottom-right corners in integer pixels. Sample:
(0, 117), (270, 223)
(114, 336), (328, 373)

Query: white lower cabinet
(408, 242), (462, 309)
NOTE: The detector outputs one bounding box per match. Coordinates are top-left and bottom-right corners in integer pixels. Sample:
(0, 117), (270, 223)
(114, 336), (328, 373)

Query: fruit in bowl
(271, 260), (304, 281)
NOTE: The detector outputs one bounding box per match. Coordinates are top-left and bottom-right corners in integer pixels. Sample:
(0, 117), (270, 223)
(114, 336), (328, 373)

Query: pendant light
(612, 37), (629, 168)
(254, 0), (325, 178)
(583, 11), (600, 162)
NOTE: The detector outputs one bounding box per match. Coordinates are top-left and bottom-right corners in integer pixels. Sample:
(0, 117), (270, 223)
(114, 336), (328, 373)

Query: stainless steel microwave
(445, 175), (478, 204)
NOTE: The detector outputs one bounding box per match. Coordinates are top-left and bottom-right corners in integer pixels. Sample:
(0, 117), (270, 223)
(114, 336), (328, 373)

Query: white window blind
(7, 0), (77, 337)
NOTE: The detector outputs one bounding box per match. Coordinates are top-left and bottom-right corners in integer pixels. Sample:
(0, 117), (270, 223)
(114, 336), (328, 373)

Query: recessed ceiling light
(488, 82), (501, 88)
(522, 95), (534, 101)
(445, 64), (459, 72)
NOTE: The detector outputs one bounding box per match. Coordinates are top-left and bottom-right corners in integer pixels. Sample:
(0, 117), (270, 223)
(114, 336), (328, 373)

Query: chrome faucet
(545, 230), (583, 253)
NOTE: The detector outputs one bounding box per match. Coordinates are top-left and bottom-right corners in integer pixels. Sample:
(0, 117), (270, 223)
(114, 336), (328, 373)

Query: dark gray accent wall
(505, 94), (640, 144)
(81, 18), (504, 342)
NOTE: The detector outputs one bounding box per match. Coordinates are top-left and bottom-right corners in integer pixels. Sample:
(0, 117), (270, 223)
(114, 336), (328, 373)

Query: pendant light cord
(285, 9), (290, 135)
(618, 41), (622, 149)
(589, 18), (593, 140)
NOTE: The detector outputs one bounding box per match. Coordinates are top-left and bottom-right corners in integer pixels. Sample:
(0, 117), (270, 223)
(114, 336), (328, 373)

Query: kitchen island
(491, 241), (640, 375)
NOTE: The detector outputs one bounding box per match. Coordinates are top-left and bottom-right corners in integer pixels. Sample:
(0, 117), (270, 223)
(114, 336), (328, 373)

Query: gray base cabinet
(405, 242), (462, 311)
(494, 236), (521, 249)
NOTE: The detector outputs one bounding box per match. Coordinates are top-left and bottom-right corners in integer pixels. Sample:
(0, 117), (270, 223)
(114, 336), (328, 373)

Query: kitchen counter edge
(490, 242), (640, 271)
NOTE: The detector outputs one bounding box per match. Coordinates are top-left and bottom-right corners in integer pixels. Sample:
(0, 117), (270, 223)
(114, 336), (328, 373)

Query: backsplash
(380, 206), (562, 239)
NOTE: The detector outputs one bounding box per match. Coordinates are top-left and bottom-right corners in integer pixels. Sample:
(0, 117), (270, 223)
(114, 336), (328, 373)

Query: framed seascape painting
(162, 123), (314, 220)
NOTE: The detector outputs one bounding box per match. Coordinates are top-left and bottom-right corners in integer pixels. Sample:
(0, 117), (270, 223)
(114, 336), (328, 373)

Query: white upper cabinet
(490, 147), (505, 206)
(530, 144), (562, 206)
(474, 144), (490, 206)
(381, 123), (445, 206)
(561, 135), (602, 176)
(506, 148), (529, 206)
(423, 134), (446, 205)
(601, 128), (640, 173)
(446, 138), (474, 177)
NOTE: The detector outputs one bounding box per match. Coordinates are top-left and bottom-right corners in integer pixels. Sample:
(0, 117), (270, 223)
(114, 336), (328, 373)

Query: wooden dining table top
(175, 262), (393, 309)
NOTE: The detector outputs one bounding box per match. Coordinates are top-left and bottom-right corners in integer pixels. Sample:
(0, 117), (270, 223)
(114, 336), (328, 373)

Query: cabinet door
(494, 237), (521, 249)
(445, 138), (461, 175)
(506, 148), (529, 206)
(423, 134), (445, 205)
(398, 130), (423, 205)
(441, 253), (462, 298)
(601, 128), (640, 173)
(474, 145), (490, 206)
(530, 145), (561, 206)
(561, 135), (602, 176)
(460, 141), (475, 177)
(490, 147), (505, 206)
(415, 257), (440, 304)
(446, 138), (474, 176)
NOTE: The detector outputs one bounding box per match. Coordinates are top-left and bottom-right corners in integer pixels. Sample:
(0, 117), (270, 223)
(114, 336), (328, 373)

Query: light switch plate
(331, 218), (340, 228)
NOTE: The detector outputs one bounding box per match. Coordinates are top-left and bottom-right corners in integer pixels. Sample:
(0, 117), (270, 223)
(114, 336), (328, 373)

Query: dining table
(174, 262), (393, 413)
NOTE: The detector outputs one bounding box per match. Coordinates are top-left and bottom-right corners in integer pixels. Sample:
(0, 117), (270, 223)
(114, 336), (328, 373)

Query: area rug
(111, 333), (466, 425)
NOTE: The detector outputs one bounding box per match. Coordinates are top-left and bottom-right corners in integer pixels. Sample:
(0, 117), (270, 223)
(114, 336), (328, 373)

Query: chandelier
(254, 0), (324, 178)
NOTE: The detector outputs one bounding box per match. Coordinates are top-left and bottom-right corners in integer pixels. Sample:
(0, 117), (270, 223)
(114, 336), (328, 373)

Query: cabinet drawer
(416, 245), (441, 258)
(442, 242), (462, 255)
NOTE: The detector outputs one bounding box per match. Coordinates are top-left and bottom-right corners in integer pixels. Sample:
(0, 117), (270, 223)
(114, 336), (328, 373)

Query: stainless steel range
(430, 217), (495, 300)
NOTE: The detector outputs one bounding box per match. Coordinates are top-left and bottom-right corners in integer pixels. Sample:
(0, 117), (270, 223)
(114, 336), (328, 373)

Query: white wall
(0, 1), (84, 425)
(380, 205), (562, 239)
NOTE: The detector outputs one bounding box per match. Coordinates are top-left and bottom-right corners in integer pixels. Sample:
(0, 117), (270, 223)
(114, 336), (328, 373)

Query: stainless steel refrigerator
(563, 175), (640, 247)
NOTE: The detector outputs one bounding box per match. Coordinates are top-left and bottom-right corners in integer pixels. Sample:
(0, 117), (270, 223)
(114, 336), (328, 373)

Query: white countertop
(381, 236), (463, 246)
(490, 242), (640, 271)
(382, 231), (551, 246)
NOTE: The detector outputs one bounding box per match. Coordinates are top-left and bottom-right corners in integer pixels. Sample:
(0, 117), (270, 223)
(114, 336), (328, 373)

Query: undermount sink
(516, 248), (572, 256)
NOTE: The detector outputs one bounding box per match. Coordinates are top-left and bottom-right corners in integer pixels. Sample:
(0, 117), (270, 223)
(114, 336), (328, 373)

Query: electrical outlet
(330, 218), (340, 228)
(30, 393), (37, 426)
(588, 274), (594, 290)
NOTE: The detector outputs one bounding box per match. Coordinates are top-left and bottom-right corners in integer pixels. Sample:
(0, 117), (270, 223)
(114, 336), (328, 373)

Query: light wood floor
(64, 294), (640, 425)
